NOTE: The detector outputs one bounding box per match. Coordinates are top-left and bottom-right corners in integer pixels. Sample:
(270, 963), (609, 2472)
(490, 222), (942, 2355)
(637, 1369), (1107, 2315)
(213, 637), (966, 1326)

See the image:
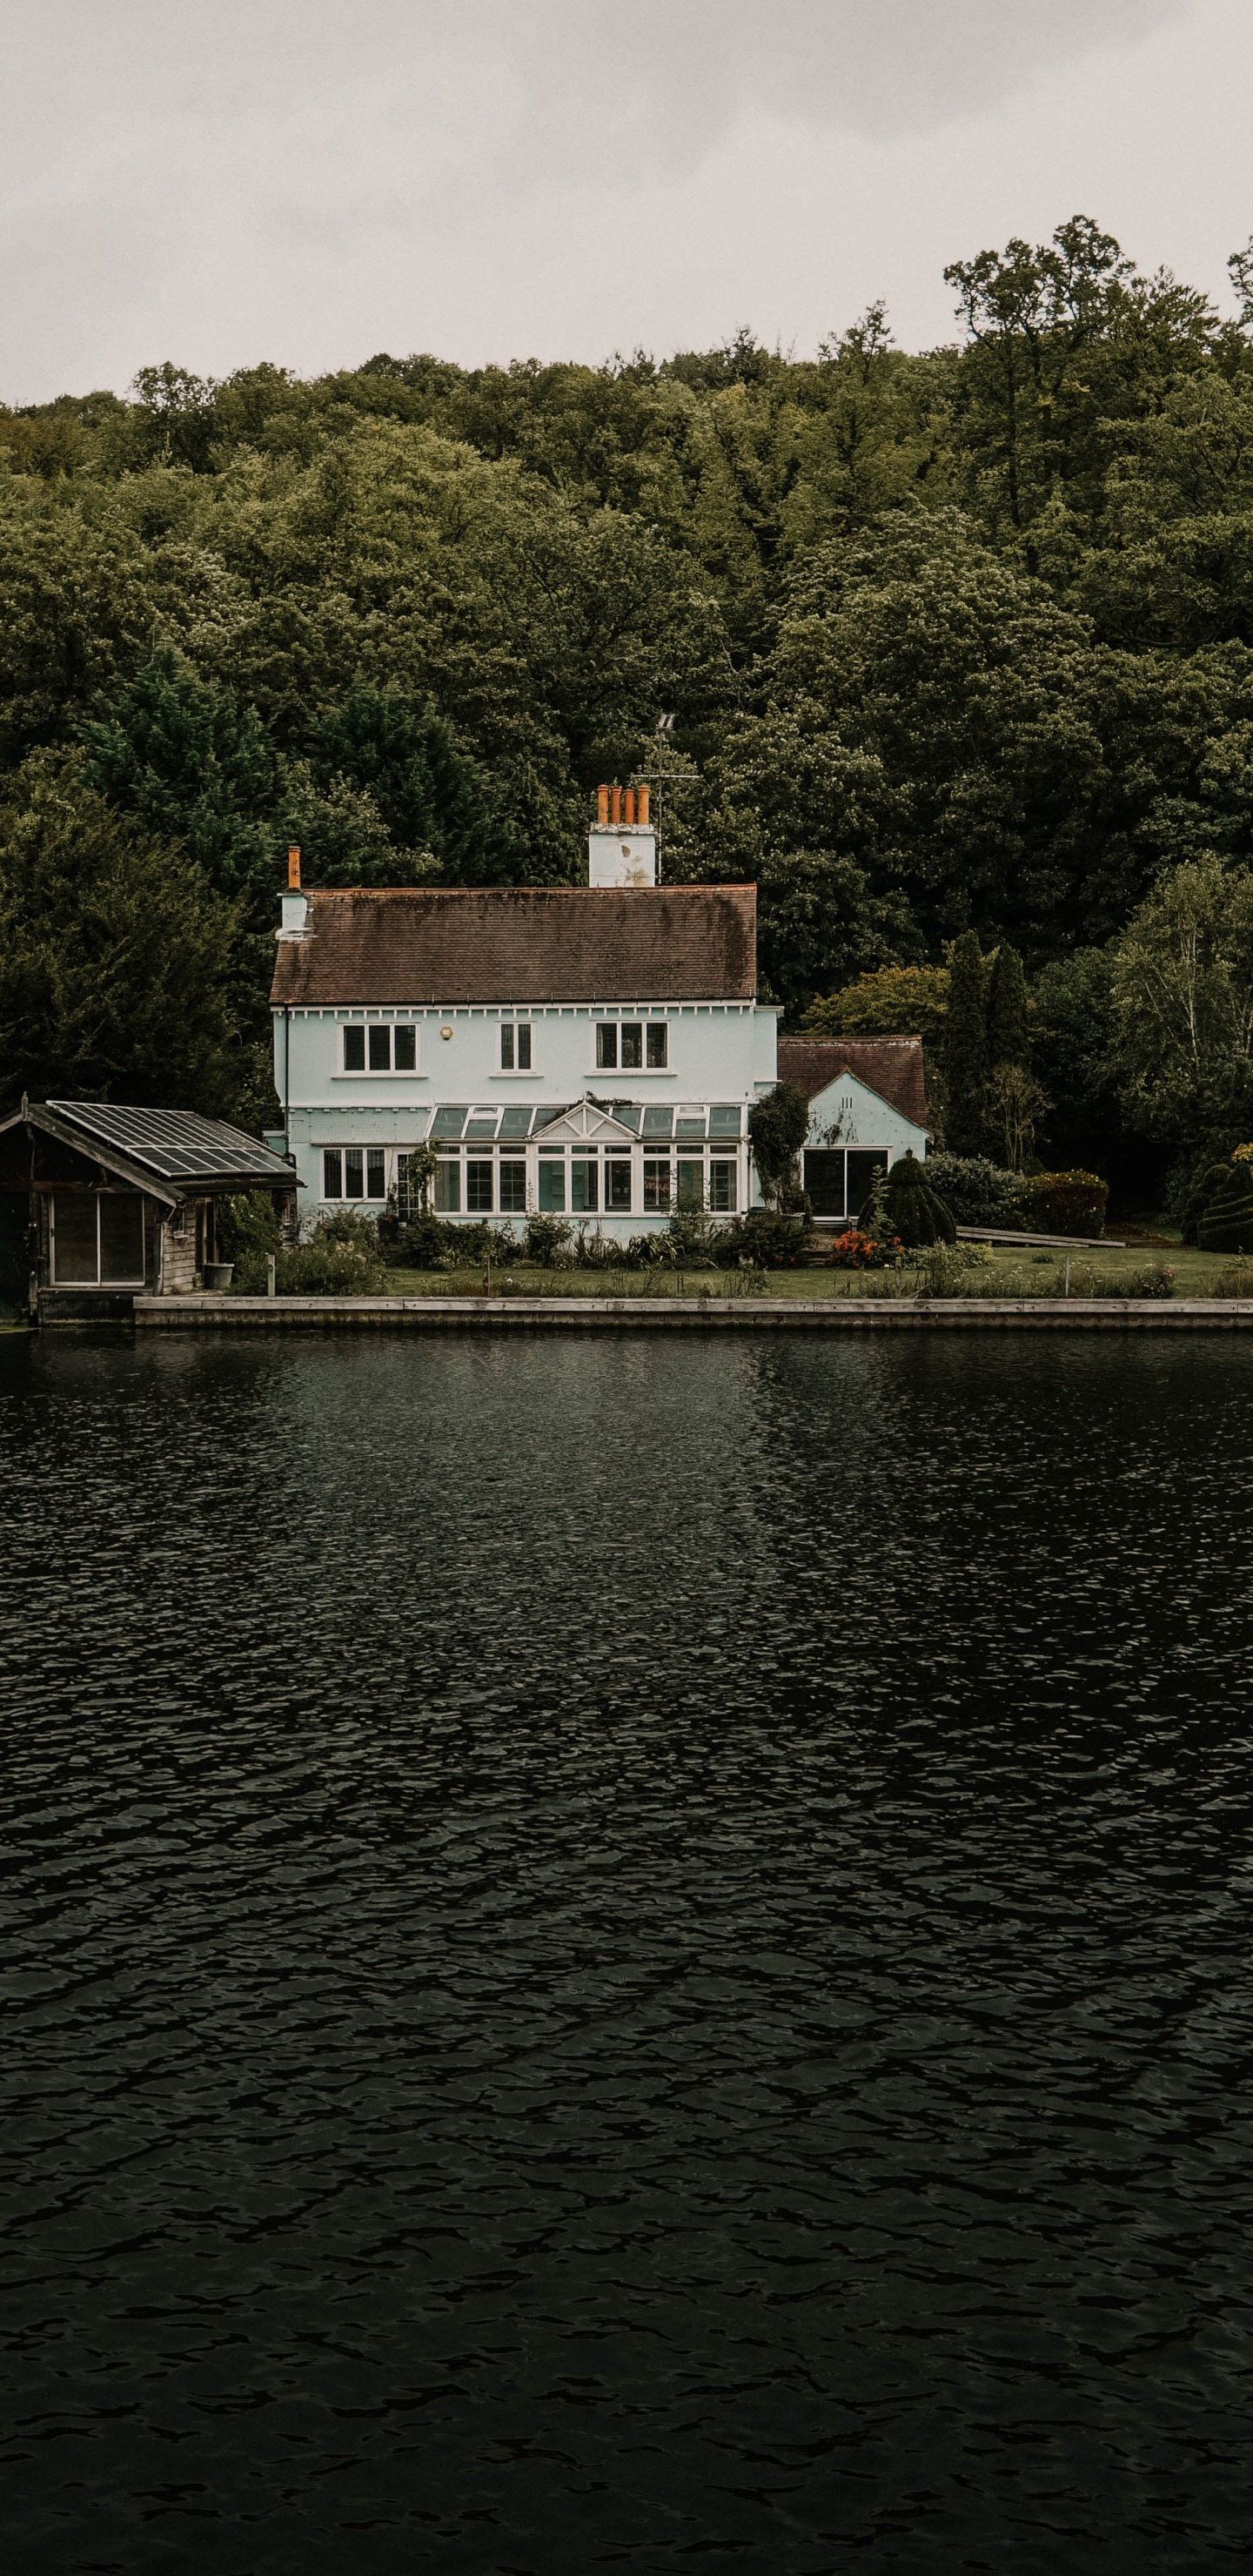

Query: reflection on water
(2, 1332), (1252, 2573)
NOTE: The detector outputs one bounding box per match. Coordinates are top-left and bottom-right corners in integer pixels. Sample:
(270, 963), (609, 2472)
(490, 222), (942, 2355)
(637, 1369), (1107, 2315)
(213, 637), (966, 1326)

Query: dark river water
(2, 1330), (1252, 2574)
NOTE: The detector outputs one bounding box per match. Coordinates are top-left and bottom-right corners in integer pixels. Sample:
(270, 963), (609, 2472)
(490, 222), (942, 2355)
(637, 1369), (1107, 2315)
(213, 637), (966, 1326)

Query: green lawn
(377, 1242), (1253, 1300)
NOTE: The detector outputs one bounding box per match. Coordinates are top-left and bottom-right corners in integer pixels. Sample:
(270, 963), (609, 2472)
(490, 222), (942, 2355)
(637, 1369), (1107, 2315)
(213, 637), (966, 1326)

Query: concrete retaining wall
(132, 1294), (1253, 1332)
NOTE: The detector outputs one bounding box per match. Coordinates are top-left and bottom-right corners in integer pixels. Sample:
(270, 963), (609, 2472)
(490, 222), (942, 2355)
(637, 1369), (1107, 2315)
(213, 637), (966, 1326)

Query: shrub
(215, 1190), (283, 1265)
(1196, 1160), (1253, 1253)
(381, 1207), (451, 1268)
(871, 1151), (956, 1248)
(236, 1208), (388, 1294)
(525, 1211), (573, 1266)
(921, 1152), (1022, 1229)
(1062, 1259), (1176, 1298)
(824, 1226), (898, 1270)
(713, 1210), (821, 1269)
(1016, 1170), (1108, 1237)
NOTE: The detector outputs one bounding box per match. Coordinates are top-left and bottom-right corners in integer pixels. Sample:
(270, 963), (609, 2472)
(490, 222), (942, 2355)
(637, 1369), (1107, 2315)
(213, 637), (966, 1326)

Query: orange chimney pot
(624, 788), (636, 826)
(638, 783), (650, 826)
(597, 785), (609, 826)
(287, 845), (301, 889)
(611, 785), (622, 826)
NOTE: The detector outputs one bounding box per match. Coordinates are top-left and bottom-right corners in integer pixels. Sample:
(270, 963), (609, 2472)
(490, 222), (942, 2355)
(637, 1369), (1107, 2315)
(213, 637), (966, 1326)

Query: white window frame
(339, 1022), (419, 1077)
(499, 1023), (533, 1073)
(593, 1018), (672, 1076)
(322, 1146), (389, 1203)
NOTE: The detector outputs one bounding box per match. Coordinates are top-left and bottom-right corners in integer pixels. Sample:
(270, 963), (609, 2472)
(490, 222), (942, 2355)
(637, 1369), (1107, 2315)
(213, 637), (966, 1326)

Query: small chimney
(287, 844), (302, 889)
(587, 782), (657, 889)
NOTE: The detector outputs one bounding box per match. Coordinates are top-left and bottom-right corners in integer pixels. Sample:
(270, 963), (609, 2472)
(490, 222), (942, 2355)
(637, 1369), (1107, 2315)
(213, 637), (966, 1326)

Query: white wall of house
(275, 997), (781, 1236)
(799, 1072), (928, 1226)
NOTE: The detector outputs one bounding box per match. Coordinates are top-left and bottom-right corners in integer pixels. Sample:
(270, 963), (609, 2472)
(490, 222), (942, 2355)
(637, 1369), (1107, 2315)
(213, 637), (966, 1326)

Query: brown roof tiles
(270, 885), (758, 1008)
(778, 1033), (928, 1130)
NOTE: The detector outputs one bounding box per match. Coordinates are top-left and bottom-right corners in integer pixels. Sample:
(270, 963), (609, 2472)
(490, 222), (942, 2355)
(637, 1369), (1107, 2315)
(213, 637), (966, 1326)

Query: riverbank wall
(127, 1293), (1253, 1332)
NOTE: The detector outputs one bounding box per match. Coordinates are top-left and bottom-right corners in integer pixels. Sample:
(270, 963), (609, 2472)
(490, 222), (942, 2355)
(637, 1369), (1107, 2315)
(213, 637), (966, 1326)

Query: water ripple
(2, 1334), (1252, 2571)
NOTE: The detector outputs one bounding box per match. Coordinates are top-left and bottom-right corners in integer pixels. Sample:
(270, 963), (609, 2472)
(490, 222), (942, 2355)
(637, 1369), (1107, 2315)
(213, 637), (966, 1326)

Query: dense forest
(5, 211), (1253, 1202)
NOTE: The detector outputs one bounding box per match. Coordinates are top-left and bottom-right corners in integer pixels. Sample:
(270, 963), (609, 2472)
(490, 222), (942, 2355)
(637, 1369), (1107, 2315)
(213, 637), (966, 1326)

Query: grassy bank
(375, 1242), (1253, 1301)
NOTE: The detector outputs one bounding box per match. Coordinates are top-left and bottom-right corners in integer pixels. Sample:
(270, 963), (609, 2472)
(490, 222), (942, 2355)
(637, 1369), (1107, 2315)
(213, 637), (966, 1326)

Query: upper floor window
(342, 1023), (416, 1073)
(500, 1023), (532, 1070)
(596, 1021), (667, 1071)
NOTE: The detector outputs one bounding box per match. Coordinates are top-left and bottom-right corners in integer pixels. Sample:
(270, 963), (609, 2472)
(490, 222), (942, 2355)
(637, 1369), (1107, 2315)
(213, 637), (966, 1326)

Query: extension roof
(270, 885), (758, 1008)
(777, 1034), (928, 1131)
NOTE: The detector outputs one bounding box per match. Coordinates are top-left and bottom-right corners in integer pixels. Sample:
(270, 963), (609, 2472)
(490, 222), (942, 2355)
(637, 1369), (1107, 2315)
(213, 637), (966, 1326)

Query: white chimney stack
(588, 783), (656, 887)
(278, 843), (309, 936)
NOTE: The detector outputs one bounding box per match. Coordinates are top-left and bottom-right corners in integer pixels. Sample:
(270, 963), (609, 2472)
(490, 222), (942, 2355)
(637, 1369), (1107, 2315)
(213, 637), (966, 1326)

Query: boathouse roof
(269, 884), (759, 1009)
(16, 1101), (297, 1192)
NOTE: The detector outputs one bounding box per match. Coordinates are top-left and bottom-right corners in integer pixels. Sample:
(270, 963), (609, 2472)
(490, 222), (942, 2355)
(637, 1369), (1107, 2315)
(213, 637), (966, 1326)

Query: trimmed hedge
(1016, 1171), (1108, 1237)
(921, 1153), (1022, 1229)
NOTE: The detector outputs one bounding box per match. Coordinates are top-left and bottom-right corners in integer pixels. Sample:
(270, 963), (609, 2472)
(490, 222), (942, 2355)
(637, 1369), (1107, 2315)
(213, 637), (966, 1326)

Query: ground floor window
(802, 1148), (888, 1219)
(53, 1191), (145, 1285)
(420, 1145), (745, 1223)
(323, 1148), (385, 1201)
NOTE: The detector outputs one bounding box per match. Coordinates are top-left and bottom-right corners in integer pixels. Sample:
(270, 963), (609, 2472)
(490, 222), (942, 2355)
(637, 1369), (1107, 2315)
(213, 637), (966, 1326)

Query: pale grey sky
(1, 0), (1246, 401)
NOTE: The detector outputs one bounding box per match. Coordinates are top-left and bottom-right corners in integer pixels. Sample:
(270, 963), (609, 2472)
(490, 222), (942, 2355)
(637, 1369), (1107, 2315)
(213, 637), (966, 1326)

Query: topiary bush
(864, 1152), (956, 1248)
(1015, 1170), (1109, 1237)
(1196, 1158), (1253, 1252)
(1183, 1144), (1253, 1244)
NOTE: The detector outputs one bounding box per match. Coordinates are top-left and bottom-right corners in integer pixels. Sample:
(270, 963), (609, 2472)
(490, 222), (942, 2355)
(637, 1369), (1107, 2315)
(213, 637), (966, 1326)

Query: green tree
(944, 931), (988, 1152)
(987, 941), (1029, 1068)
(79, 649), (278, 913)
(1111, 854), (1253, 1146)
(801, 962), (949, 1051)
(0, 754), (245, 1114)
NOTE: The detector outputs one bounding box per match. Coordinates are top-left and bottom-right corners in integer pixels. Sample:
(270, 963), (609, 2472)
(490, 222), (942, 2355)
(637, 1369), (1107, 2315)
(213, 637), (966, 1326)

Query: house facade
(269, 798), (928, 1239)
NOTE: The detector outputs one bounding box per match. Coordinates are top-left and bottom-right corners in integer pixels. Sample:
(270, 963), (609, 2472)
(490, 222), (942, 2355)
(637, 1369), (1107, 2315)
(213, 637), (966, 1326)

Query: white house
(268, 793), (928, 1238)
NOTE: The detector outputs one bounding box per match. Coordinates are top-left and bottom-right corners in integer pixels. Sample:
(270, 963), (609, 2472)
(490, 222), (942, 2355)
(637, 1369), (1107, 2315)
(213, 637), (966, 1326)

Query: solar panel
(48, 1102), (296, 1183)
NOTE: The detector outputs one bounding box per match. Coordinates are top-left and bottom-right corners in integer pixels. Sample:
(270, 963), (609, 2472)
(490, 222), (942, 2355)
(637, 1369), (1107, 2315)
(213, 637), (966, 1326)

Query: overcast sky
(3, 0), (1250, 401)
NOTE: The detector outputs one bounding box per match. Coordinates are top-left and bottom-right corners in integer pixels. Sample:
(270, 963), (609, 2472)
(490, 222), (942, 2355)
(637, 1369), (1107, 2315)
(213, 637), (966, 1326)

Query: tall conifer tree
(945, 930), (988, 1152)
(987, 942), (1029, 1069)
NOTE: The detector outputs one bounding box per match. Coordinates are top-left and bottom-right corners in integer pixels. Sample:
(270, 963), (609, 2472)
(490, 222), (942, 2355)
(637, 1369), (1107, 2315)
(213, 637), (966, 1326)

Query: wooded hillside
(4, 213), (1253, 1188)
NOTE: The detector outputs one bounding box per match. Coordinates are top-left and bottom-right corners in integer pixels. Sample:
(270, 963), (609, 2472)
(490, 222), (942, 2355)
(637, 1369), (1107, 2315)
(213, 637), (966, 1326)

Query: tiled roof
(270, 885), (758, 1007)
(777, 1034), (928, 1130)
